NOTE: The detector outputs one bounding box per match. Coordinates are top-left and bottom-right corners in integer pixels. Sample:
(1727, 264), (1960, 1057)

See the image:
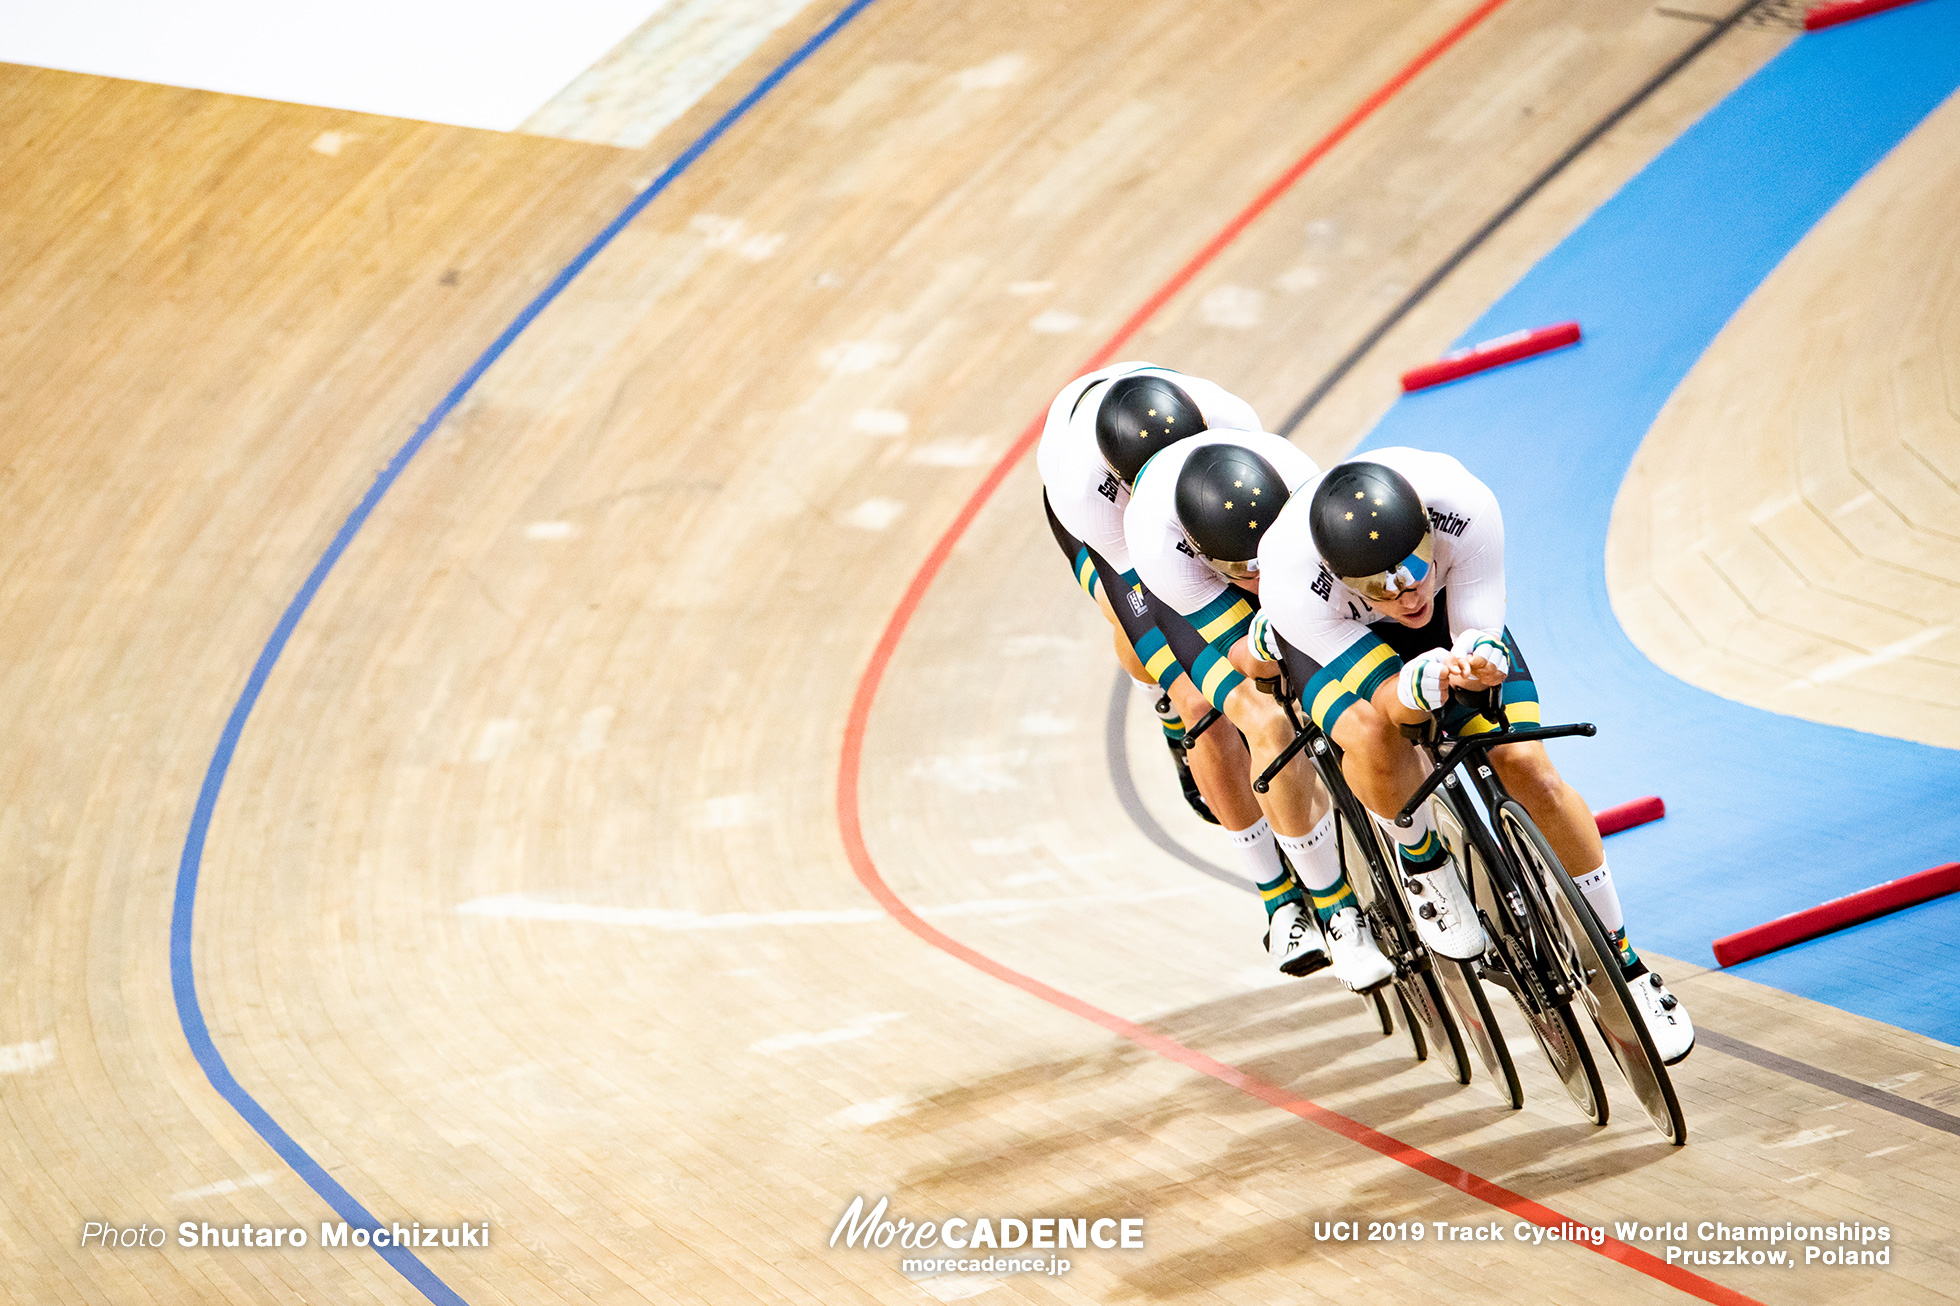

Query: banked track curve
(165, 1), (886, 1301)
(833, 4), (1760, 1303)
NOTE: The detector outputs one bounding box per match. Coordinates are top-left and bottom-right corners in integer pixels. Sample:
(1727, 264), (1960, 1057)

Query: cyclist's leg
(1164, 604), (1389, 972)
(1282, 627), (1485, 960)
(1095, 583), (1259, 828)
(1160, 665), (1260, 827)
(1048, 500), (1317, 965)
(1457, 632), (1611, 933)
(1045, 491), (1226, 817)
(1159, 599), (1329, 841)
(1476, 632), (1692, 1057)
(1486, 741), (1602, 884)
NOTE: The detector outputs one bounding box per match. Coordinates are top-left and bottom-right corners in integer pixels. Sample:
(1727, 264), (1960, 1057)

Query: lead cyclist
(1245, 450), (1694, 1063)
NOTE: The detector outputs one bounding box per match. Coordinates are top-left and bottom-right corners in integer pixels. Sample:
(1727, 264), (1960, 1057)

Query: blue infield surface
(1356, 0), (1960, 1044)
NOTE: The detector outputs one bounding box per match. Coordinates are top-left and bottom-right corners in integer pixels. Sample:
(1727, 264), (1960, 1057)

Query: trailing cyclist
(1037, 364), (1330, 976)
(1248, 449), (1694, 1063)
(1125, 430), (1395, 993)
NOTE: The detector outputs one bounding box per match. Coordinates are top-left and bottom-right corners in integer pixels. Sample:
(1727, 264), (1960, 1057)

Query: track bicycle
(1250, 698), (1477, 1091)
(1180, 705), (1422, 1061)
(1391, 694), (1687, 1144)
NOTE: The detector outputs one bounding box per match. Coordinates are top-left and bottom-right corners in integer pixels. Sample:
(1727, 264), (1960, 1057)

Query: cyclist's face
(1363, 573), (1436, 627)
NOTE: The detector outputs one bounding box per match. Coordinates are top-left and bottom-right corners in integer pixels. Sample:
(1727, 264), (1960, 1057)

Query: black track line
(1107, 672), (1960, 1138)
(1103, 0), (1960, 1141)
(1276, 0), (1772, 436)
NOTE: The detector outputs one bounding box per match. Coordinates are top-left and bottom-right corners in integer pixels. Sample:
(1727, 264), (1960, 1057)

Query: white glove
(1450, 628), (1510, 678)
(1247, 610), (1283, 664)
(1398, 648), (1451, 712)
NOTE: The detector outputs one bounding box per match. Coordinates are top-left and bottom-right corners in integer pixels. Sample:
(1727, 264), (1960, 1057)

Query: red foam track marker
(1596, 795), (1665, 837)
(1400, 320), (1581, 391)
(1804, 0), (1923, 31)
(1712, 862), (1960, 967)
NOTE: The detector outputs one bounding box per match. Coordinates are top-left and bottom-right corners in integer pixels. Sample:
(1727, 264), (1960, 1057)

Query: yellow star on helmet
(1148, 409), (1158, 416)
(1251, 487), (1260, 495)
(1369, 530), (1379, 539)
(1249, 521), (1258, 529)
(1374, 497), (1384, 505)
(1224, 501), (1234, 509)
(1344, 511), (1353, 520)
(1233, 480), (1242, 487)
(1354, 491), (1364, 499)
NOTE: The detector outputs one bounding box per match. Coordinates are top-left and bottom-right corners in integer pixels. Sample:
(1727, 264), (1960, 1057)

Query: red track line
(834, 5), (1760, 1304)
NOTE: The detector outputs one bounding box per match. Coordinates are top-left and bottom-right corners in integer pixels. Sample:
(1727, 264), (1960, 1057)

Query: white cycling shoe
(1267, 902), (1330, 977)
(1323, 907), (1395, 992)
(1628, 968), (1695, 1064)
(1400, 860), (1487, 961)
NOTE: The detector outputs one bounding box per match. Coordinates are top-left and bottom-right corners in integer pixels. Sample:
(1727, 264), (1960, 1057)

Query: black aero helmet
(1309, 461), (1433, 598)
(1095, 374), (1205, 487)
(1174, 442), (1288, 581)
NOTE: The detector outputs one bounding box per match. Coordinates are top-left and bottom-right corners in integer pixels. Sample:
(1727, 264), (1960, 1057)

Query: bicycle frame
(1395, 702), (1594, 1006)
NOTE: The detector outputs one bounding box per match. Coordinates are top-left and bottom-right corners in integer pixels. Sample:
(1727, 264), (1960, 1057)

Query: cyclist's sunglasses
(1338, 532), (1434, 602)
(1206, 554), (1259, 582)
(1176, 524), (1261, 583)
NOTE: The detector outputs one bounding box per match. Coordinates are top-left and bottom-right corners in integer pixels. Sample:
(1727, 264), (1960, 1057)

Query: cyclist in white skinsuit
(1250, 447), (1693, 1062)
(1126, 430), (1394, 991)
(1038, 364), (1330, 976)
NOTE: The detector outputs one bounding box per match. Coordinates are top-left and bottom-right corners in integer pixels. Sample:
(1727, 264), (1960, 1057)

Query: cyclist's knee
(1331, 712), (1414, 816)
(1224, 681), (1292, 752)
(1491, 742), (1562, 808)
(1165, 674), (1210, 726)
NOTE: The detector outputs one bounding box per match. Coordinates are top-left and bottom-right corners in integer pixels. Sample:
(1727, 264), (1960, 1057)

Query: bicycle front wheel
(1496, 801), (1686, 1145)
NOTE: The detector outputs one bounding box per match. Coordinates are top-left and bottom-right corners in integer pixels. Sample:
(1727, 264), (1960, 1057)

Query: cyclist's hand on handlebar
(1398, 648), (1451, 712)
(1448, 629), (1510, 688)
(1444, 654), (1506, 691)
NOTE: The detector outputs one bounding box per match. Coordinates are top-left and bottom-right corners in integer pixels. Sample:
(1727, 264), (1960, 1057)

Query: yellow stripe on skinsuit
(1144, 647), (1178, 681)
(1199, 657), (1237, 705)
(1198, 598), (1254, 643)
(1309, 680), (1350, 728)
(1340, 642), (1395, 694)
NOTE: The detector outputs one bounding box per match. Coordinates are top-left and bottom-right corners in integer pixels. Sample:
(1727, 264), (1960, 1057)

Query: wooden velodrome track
(5, 1), (1960, 1303)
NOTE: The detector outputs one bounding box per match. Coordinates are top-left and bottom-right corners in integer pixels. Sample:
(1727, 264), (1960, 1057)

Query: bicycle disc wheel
(1428, 794), (1523, 1108)
(1366, 988), (1395, 1037)
(1397, 963), (1471, 1084)
(1393, 983), (1429, 1063)
(1497, 802), (1687, 1145)
(1433, 958), (1520, 1106)
(1518, 981), (1605, 1124)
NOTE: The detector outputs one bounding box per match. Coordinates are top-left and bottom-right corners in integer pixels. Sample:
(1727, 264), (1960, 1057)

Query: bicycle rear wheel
(1428, 793), (1524, 1108)
(1349, 814), (1470, 1085)
(1496, 801), (1686, 1145)
(1431, 958), (1519, 1106)
(1516, 975), (1605, 1125)
(1396, 960), (1470, 1084)
(1366, 988), (1395, 1037)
